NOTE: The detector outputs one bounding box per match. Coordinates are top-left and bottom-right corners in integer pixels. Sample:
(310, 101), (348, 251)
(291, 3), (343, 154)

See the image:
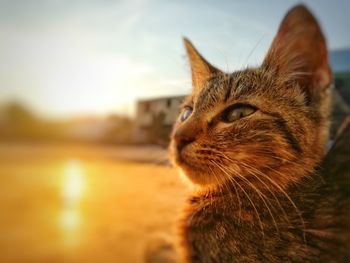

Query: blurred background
(0, 0), (349, 262)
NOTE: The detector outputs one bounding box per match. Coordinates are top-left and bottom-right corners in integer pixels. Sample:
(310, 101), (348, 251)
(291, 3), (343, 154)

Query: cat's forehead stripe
(195, 72), (250, 110)
(224, 72), (246, 102)
(196, 77), (227, 110)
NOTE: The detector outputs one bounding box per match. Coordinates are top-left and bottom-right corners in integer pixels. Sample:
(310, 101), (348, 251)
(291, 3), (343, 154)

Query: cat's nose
(174, 118), (202, 152)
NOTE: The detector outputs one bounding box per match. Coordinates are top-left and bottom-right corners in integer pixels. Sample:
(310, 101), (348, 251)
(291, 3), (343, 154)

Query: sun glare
(61, 208), (80, 230)
(62, 160), (85, 204)
(60, 160), (86, 245)
(39, 55), (150, 117)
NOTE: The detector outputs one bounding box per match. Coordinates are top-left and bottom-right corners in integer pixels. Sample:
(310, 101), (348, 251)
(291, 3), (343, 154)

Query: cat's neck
(190, 169), (322, 217)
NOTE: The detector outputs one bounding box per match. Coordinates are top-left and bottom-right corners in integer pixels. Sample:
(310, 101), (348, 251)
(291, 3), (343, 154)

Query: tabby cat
(170, 5), (350, 263)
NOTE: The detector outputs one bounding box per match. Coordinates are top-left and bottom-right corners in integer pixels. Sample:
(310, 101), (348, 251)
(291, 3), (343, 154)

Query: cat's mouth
(174, 145), (207, 173)
(175, 148), (195, 168)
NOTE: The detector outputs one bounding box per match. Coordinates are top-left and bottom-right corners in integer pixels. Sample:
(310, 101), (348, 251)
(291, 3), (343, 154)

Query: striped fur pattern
(169, 5), (350, 262)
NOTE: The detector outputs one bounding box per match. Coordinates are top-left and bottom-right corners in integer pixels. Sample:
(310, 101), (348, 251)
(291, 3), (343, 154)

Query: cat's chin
(177, 165), (224, 187)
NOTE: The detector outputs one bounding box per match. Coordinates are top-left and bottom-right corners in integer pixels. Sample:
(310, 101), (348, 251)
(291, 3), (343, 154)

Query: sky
(1, 0), (350, 119)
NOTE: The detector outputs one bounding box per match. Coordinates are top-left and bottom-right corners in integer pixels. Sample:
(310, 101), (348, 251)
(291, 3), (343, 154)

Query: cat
(169, 4), (350, 263)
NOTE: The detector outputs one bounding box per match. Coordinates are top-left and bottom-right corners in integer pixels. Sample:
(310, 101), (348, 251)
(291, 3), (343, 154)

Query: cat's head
(170, 5), (332, 189)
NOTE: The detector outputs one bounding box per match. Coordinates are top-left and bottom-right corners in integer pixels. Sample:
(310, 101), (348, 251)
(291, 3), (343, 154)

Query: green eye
(222, 104), (256, 123)
(181, 106), (193, 122)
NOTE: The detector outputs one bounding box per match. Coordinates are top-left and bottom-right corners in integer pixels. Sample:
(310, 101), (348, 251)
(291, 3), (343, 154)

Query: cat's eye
(181, 106), (193, 122)
(222, 104), (256, 123)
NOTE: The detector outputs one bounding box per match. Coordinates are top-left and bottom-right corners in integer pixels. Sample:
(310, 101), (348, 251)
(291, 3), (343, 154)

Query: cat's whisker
(208, 162), (225, 197)
(237, 161), (291, 224)
(211, 161), (266, 240)
(219, 153), (288, 218)
(218, 152), (306, 240)
(213, 161), (243, 221)
(252, 148), (295, 160)
(242, 166), (292, 226)
(254, 150), (325, 185)
(243, 34), (266, 67)
(224, 164), (281, 236)
(244, 162), (307, 242)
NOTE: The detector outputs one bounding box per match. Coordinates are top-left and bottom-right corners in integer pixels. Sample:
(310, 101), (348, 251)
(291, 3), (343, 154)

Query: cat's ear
(263, 5), (331, 95)
(184, 38), (220, 91)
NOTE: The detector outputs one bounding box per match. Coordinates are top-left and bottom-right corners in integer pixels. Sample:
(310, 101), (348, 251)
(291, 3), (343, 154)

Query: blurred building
(134, 49), (350, 145)
(330, 49), (350, 140)
(133, 96), (185, 145)
(330, 49), (350, 105)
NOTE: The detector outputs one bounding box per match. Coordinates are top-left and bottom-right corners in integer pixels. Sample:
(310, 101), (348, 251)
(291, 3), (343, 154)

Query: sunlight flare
(62, 160), (85, 205)
(60, 160), (86, 245)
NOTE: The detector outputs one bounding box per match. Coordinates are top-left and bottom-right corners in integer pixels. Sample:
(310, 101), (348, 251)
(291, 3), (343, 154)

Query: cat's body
(179, 145), (350, 262)
(169, 5), (350, 263)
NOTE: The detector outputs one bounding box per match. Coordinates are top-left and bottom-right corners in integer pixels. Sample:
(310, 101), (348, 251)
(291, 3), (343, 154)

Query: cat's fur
(170, 5), (350, 262)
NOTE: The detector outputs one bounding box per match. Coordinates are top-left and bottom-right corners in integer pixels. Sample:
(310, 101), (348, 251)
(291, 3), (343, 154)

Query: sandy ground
(0, 143), (188, 263)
